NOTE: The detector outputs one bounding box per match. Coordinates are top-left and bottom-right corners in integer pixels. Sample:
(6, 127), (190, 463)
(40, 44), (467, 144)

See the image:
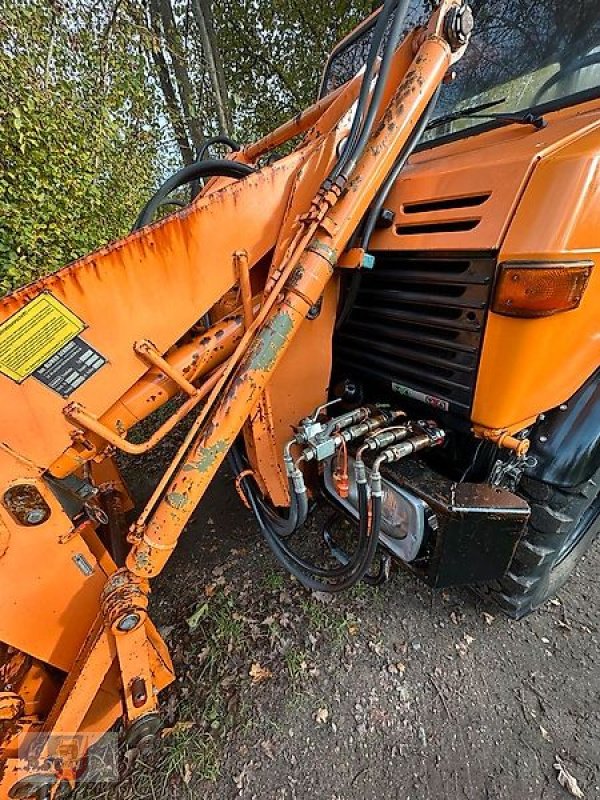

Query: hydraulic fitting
(358, 425), (412, 456)
(373, 425), (446, 472)
(340, 410), (405, 445)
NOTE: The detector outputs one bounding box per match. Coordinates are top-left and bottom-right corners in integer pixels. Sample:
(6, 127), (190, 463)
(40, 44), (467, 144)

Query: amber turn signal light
(492, 261), (593, 318)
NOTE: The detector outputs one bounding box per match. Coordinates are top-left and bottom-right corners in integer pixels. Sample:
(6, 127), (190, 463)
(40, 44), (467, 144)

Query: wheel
(485, 466), (600, 619)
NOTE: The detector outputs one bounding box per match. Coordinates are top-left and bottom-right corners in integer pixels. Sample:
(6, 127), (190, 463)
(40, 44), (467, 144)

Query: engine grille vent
(402, 193), (491, 215)
(334, 252), (497, 416)
(396, 219), (481, 235)
(393, 192), (492, 237)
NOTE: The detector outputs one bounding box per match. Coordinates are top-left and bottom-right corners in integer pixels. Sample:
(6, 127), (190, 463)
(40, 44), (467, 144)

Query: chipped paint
(166, 492), (187, 510)
(185, 439), (230, 474)
(245, 310), (294, 373)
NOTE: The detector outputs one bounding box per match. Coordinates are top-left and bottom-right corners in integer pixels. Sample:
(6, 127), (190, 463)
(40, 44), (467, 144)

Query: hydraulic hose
(335, 86), (441, 332)
(230, 443), (384, 593)
(333, 0), (411, 184)
(191, 137), (242, 199)
(259, 480), (382, 594)
(133, 158), (256, 231)
(329, 0), (397, 184)
(196, 135), (241, 162)
(360, 85), (441, 248)
(254, 475), (308, 538)
(322, 512), (388, 585)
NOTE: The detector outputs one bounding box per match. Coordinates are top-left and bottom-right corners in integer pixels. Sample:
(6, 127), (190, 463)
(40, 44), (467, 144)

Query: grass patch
(299, 598), (357, 646)
(284, 647), (308, 683)
(262, 569), (284, 591)
(161, 726), (221, 785)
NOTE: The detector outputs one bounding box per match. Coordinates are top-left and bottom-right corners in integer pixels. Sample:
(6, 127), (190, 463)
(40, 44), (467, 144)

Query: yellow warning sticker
(0, 293), (84, 383)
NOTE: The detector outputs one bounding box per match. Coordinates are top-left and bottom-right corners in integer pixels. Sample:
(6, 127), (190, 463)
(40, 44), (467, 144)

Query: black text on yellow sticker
(0, 293), (85, 383)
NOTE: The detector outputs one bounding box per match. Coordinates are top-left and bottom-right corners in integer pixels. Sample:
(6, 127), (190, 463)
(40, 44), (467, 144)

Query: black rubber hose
(258, 492), (371, 593)
(323, 513), (390, 586)
(329, 0), (397, 183)
(359, 85), (441, 248)
(133, 158), (256, 231)
(229, 444), (378, 590)
(254, 476), (308, 538)
(361, 555), (390, 586)
(335, 0), (411, 183)
(191, 137), (242, 199)
(334, 88), (441, 333)
(247, 467), (383, 593)
(266, 474), (371, 580)
(196, 135), (241, 162)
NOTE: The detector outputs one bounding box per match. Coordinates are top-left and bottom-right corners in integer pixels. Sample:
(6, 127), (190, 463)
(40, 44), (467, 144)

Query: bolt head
(117, 613), (141, 632)
(445, 3), (474, 50)
(25, 509), (47, 525)
(459, 4), (474, 39)
(376, 208), (396, 229)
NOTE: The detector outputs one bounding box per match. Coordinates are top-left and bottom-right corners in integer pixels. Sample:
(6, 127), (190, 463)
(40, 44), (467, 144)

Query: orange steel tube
(134, 341), (198, 396)
(235, 251), (254, 329)
(115, 313), (243, 423)
(243, 82), (347, 161)
(64, 366), (226, 456)
(127, 28), (457, 579)
(49, 313), (244, 478)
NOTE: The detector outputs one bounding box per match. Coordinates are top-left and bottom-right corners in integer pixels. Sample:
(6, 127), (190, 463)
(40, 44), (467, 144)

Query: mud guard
(526, 369), (600, 489)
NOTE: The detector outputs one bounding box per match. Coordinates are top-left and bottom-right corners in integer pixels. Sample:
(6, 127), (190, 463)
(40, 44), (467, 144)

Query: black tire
(485, 466), (600, 619)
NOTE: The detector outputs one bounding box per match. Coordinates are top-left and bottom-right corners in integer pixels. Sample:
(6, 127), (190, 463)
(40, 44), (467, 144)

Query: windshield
(321, 1), (600, 141)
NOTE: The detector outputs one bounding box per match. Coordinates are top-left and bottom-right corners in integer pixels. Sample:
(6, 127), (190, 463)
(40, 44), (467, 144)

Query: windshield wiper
(427, 97), (547, 131)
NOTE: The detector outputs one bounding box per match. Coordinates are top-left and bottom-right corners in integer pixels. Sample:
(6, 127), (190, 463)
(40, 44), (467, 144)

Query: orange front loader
(1, 0), (600, 796)
(0, 4), (470, 794)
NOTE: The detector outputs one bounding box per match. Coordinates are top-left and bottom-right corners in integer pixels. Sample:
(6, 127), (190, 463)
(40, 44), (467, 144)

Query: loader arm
(0, 2), (470, 796)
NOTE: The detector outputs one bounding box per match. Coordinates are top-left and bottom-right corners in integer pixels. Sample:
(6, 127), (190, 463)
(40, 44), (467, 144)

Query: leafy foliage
(214, 1), (377, 141)
(0, 1), (163, 294)
(0, 0), (381, 293)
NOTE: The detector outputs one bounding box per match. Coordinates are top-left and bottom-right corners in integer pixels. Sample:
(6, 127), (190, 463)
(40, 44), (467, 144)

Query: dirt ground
(87, 450), (600, 800)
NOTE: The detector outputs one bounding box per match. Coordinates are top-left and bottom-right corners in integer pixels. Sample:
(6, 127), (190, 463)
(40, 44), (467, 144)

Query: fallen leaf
(539, 725), (551, 743)
(311, 591), (334, 604)
(260, 739), (275, 760)
(483, 612), (495, 625)
(348, 624), (360, 636)
(161, 721), (194, 738)
(183, 762), (193, 786)
(315, 707), (329, 724)
(249, 662), (272, 684)
(234, 763), (250, 790)
(186, 603), (209, 631)
(554, 757), (584, 798)
(204, 583), (217, 598)
(369, 640), (384, 657)
(455, 634), (475, 658)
